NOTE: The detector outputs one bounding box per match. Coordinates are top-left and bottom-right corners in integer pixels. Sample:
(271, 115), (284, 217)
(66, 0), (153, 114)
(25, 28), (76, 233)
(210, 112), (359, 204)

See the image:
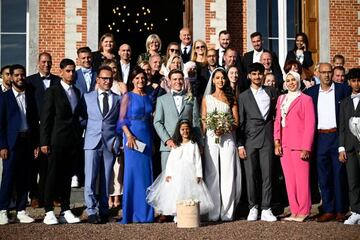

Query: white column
(278, 0), (287, 72)
(210, 0), (227, 47)
(87, 0), (98, 51)
(193, 0), (205, 42)
(246, 0), (257, 51)
(65, 0), (82, 61)
(318, 0), (330, 62)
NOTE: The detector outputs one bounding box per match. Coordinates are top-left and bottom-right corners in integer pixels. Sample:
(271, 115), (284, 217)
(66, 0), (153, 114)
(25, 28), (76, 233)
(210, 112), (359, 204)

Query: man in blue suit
(79, 65), (121, 224)
(0, 64), (39, 225)
(73, 47), (97, 187)
(75, 47), (97, 96)
(305, 62), (351, 222)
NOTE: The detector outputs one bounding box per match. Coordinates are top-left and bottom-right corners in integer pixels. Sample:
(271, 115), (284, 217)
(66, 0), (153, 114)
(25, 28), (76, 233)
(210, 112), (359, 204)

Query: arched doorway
(99, 0), (184, 62)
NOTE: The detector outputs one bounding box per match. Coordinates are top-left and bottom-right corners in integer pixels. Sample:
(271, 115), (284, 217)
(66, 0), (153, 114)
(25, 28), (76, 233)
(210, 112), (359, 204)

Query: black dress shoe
(100, 214), (109, 224)
(88, 214), (100, 224)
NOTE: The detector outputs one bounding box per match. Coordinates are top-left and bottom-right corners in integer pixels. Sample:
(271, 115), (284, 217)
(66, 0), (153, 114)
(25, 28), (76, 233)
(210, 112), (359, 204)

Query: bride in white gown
(201, 67), (242, 221)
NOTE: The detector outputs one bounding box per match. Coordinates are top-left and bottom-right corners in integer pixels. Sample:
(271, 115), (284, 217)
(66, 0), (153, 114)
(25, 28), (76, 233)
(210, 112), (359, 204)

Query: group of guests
(0, 27), (359, 227)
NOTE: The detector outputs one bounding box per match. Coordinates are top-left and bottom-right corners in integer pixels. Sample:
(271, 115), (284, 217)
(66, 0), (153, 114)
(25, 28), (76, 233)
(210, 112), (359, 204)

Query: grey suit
(80, 90), (121, 218)
(153, 92), (201, 170)
(339, 95), (360, 214)
(237, 86), (278, 209)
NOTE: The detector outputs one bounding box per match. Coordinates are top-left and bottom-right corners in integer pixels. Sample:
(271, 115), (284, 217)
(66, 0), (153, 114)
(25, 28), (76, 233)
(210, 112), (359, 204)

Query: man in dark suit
(305, 62), (351, 222)
(216, 30), (243, 71)
(0, 64), (39, 225)
(0, 65), (11, 92)
(75, 47), (97, 96)
(339, 68), (360, 225)
(260, 52), (283, 90)
(179, 27), (192, 63)
(237, 63), (278, 222)
(26, 52), (61, 208)
(224, 47), (249, 92)
(40, 59), (82, 225)
(242, 32), (282, 76)
(118, 43), (133, 84)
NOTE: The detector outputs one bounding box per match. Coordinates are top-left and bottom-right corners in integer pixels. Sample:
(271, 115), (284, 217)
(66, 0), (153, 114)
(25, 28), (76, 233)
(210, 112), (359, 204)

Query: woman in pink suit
(274, 71), (315, 222)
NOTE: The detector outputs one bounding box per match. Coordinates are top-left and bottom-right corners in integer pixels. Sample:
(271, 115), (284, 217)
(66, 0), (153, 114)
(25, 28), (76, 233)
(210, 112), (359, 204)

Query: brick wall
(205, 0), (216, 49)
(39, 0), (65, 74)
(227, 0), (247, 55)
(39, 0), (87, 74)
(329, 0), (360, 68)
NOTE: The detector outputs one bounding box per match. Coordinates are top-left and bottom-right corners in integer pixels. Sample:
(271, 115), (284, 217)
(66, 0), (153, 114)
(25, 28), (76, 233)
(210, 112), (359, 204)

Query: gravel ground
(1, 205), (359, 240)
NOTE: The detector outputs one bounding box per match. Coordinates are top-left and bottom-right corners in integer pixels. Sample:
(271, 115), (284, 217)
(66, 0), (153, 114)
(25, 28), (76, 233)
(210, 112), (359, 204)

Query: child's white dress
(146, 142), (214, 215)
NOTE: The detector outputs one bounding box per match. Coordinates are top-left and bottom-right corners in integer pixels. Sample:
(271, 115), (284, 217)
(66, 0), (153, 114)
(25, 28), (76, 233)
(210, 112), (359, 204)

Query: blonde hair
(145, 34), (162, 52)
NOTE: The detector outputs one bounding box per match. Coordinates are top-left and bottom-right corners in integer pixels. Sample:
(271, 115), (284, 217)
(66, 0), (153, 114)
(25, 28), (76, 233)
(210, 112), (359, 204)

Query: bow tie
(82, 68), (92, 74)
(351, 93), (360, 99)
(172, 91), (183, 97)
(41, 76), (50, 80)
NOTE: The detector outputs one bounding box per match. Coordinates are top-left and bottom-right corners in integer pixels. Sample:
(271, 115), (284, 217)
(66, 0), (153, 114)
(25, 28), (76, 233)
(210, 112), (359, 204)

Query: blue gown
(118, 92), (154, 223)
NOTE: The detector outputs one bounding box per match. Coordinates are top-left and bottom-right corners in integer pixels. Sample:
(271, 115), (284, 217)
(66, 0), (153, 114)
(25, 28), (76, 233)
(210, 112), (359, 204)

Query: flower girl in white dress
(146, 119), (214, 218)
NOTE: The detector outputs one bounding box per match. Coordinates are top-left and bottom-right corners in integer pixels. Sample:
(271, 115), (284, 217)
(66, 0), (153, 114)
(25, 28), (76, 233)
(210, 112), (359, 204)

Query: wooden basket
(176, 200), (200, 228)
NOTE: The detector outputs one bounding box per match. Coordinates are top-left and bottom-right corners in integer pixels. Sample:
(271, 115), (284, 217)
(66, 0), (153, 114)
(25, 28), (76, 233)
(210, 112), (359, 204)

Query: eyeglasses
(196, 46), (205, 49)
(98, 77), (113, 81)
(169, 48), (179, 53)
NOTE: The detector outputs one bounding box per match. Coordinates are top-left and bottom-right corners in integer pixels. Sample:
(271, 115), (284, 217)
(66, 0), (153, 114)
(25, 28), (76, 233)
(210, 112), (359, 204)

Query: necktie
(183, 47), (187, 55)
(68, 86), (77, 112)
(102, 92), (109, 117)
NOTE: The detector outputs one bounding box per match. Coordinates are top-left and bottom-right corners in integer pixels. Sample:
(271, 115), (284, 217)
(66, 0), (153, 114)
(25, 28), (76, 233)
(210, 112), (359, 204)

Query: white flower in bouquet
(204, 109), (234, 144)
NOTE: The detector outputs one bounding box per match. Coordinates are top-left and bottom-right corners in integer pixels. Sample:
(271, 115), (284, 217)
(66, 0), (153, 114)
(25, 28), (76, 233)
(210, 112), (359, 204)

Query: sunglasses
(169, 48), (180, 53)
(98, 77), (113, 81)
(196, 46), (205, 49)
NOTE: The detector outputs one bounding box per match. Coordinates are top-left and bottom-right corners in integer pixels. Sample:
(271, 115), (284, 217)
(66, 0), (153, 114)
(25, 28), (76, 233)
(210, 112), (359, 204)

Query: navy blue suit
(305, 83), (351, 213)
(75, 68), (97, 96)
(0, 88), (39, 211)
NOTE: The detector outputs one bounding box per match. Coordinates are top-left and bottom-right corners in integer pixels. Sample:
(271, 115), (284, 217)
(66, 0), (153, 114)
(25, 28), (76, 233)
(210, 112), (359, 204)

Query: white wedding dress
(204, 95), (242, 221)
(146, 142), (214, 215)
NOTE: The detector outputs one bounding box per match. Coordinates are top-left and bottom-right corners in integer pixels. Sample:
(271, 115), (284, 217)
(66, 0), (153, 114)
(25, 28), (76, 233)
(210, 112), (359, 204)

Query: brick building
(0, 0), (358, 75)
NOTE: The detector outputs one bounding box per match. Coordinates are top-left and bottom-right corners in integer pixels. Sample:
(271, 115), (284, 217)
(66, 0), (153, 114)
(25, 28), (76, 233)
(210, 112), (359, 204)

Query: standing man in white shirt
(118, 43), (133, 84)
(179, 27), (192, 64)
(0, 65), (11, 92)
(0, 64), (39, 225)
(237, 63), (278, 222)
(242, 32), (282, 76)
(305, 62), (351, 222)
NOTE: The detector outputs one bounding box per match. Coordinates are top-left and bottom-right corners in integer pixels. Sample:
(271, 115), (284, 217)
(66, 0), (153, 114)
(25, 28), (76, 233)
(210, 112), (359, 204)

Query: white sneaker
(173, 216), (177, 223)
(261, 208), (277, 222)
(43, 211), (59, 225)
(247, 206), (258, 221)
(59, 210), (81, 224)
(344, 212), (360, 225)
(71, 176), (79, 188)
(17, 210), (35, 223)
(0, 210), (8, 225)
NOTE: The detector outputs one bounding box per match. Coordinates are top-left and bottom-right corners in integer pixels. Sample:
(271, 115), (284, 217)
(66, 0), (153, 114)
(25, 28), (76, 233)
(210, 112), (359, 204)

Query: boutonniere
(184, 92), (194, 104)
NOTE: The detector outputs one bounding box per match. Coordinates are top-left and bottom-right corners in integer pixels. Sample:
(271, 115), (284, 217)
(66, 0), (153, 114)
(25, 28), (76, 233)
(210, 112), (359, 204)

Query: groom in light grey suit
(154, 69), (201, 170)
(80, 65), (121, 224)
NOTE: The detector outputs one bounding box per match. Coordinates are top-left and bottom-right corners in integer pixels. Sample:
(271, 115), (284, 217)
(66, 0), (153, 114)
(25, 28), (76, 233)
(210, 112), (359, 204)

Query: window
(256, 0), (301, 66)
(0, 0), (27, 67)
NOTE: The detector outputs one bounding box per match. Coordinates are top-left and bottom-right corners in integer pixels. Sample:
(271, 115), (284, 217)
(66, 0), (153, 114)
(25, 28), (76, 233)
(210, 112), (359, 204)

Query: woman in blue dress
(117, 67), (154, 223)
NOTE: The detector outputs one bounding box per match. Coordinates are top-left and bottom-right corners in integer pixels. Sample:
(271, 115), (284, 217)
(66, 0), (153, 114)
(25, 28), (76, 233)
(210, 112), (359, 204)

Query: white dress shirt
(12, 88), (29, 132)
(250, 86), (270, 120)
(120, 62), (130, 84)
(317, 83), (337, 130)
(253, 49), (264, 63)
(81, 67), (93, 91)
(181, 43), (191, 55)
(40, 73), (51, 89)
(98, 89), (113, 114)
(171, 90), (183, 114)
(60, 81), (77, 112)
(218, 47), (225, 66)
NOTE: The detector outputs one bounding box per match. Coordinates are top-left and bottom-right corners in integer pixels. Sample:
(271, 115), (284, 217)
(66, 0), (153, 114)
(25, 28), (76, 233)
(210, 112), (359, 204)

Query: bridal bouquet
(205, 109), (234, 144)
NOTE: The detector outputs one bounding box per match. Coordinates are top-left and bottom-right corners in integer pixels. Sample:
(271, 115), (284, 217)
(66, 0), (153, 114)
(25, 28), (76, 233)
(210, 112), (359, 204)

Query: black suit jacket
(339, 96), (360, 152)
(40, 82), (82, 147)
(180, 45), (192, 63)
(242, 49), (282, 75)
(285, 50), (313, 69)
(26, 73), (61, 119)
(118, 62), (134, 83)
(216, 48), (244, 72)
(237, 86), (278, 148)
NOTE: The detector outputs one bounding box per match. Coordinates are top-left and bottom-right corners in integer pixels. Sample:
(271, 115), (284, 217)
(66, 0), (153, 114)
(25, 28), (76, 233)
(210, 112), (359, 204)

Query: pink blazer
(274, 93), (315, 151)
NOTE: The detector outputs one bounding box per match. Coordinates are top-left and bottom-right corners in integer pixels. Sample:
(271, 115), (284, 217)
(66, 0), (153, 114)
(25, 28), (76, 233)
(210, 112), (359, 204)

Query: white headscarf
(280, 71), (302, 127)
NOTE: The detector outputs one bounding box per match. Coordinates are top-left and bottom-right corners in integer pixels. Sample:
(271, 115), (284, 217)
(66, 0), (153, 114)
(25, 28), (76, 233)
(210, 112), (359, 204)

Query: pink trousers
(281, 148), (311, 215)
